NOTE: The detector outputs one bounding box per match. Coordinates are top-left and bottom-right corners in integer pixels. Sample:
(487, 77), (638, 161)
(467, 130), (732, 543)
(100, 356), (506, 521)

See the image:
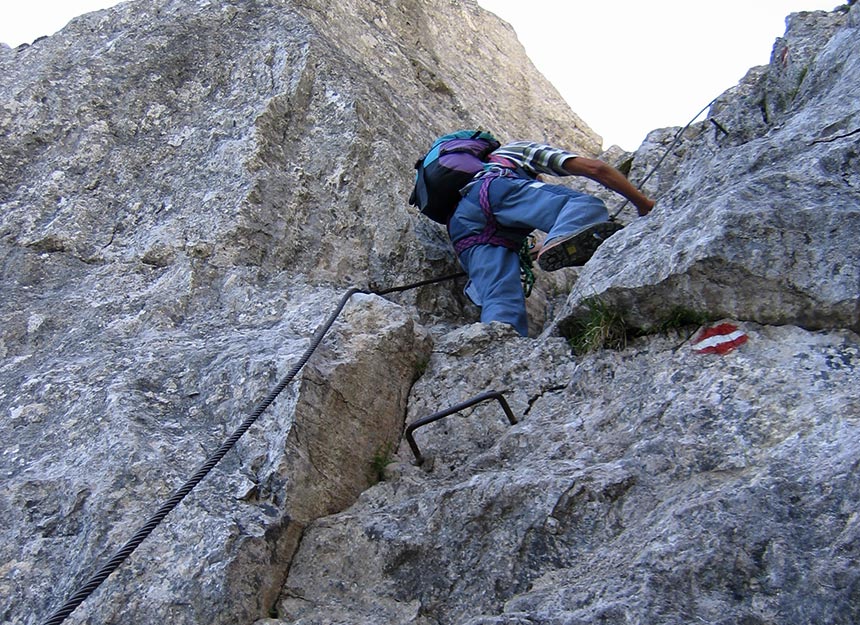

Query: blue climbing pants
(449, 176), (608, 336)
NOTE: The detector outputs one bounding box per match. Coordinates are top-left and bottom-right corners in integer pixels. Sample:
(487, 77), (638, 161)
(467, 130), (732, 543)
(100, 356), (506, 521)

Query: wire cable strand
(39, 274), (464, 625)
(610, 95), (721, 220)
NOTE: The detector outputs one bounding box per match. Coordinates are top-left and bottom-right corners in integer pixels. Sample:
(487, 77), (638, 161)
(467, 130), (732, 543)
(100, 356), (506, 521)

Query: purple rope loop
(453, 171), (521, 255)
(478, 173), (495, 219)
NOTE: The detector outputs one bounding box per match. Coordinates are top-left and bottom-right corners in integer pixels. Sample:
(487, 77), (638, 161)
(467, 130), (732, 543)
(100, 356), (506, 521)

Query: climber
(448, 140), (655, 337)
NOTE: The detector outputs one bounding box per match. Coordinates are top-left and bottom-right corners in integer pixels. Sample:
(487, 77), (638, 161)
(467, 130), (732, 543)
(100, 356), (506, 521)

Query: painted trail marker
(691, 323), (748, 355)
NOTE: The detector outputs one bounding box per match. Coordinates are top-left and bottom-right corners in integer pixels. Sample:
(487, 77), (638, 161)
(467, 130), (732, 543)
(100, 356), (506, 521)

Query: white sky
(1, 0), (841, 150)
(477, 0), (838, 149)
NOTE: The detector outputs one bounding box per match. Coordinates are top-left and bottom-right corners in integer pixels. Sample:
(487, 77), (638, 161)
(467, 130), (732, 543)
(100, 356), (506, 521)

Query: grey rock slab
(270, 322), (860, 625)
(3, 283), (430, 625)
(553, 5), (860, 337)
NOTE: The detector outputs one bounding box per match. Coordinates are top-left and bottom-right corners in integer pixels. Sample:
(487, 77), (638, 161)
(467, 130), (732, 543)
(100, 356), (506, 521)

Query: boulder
(554, 5), (860, 337)
(271, 321), (860, 625)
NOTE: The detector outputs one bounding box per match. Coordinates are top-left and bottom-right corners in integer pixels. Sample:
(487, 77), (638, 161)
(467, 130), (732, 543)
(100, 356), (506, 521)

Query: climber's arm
(563, 156), (655, 216)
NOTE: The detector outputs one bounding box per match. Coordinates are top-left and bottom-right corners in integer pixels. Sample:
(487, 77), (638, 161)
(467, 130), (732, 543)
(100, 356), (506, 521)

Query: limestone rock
(554, 5), (860, 337)
(3, 1), (860, 625)
(0, 0), (599, 288)
(272, 293), (432, 525)
(2, 273), (430, 625)
(269, 322), (860, 625)
(1, 0), (598, 622)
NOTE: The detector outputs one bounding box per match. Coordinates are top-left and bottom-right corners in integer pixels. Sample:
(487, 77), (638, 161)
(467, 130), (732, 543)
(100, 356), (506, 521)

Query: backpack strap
(451, 171), (523, 255)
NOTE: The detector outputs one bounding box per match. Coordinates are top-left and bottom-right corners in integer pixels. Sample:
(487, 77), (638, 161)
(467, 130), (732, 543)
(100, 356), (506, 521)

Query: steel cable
(610, 95), (721, 220)
(39, 274), (463, 625)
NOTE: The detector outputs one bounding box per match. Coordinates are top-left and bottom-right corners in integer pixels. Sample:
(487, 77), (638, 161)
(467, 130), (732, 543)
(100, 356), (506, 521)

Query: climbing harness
(452, 170), (536, 297)
(452, 171), (522, 255)
(38, 272), (469, 625)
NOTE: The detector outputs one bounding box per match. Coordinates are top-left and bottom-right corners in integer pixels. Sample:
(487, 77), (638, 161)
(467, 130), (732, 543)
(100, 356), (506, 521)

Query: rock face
(555, 6), (860, 337)
(1, 1), (859, 625)
(275, 322), (860, 625)
(1, 1), (594, 624)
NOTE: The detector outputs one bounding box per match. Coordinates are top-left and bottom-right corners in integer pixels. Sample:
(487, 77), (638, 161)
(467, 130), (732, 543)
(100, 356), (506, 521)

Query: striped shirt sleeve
(488, 141), (577, 177)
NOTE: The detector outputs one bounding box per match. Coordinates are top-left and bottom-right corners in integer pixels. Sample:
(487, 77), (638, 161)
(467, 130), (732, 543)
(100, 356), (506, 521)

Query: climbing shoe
(536, 221), (624, 272)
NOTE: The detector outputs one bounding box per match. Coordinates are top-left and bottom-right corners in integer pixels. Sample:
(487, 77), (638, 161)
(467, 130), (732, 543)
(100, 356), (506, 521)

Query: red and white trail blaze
(691, 323), (749, 355)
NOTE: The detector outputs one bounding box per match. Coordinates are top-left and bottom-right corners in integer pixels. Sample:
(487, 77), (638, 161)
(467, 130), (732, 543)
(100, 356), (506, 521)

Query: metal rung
(404, 390), (517, 465)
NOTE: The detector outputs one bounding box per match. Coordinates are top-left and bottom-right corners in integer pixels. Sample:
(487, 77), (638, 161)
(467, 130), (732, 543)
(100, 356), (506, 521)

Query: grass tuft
(567, 298), (628, 355)
(369, 443), (395, 483)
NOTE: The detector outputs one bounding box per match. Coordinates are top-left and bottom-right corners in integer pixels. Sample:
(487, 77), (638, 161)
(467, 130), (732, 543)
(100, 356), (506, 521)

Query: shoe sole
(537, 222), (624, 272)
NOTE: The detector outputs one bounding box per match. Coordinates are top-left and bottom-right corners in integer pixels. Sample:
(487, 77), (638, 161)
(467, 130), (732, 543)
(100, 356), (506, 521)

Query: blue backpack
(409, 130), (500, 224)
